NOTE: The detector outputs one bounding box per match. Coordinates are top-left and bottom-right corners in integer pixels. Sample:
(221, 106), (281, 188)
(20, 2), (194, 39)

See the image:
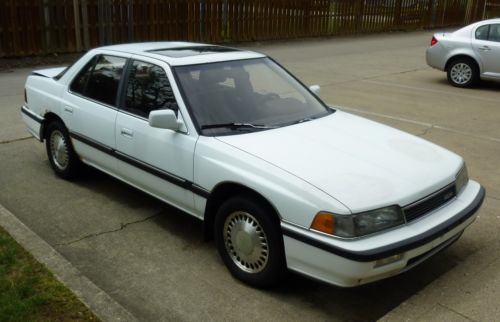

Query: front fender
(193, 137), (351, 228)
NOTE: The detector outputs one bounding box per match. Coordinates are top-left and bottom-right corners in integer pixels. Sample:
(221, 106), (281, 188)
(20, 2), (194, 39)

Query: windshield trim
(171, 57), (335, 136)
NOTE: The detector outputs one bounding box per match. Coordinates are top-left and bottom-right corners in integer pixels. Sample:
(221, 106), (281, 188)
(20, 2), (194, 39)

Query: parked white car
(426, 18), (500, 87)
(21, 42), (484, 288)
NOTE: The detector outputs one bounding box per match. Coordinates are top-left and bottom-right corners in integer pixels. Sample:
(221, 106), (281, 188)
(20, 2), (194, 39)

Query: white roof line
(96, 41), (266, 66)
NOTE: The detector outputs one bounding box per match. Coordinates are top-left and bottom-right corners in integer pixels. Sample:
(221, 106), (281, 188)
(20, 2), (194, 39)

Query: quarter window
(124, 61), (178, 118)
(69, 55), (127, 107)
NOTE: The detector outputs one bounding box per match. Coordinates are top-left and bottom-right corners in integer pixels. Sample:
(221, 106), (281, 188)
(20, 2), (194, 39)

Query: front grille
(403, 183), (456, 222)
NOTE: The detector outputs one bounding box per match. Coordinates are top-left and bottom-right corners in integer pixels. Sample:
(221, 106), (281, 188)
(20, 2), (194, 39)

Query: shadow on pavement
(75, 165), (463, 321)
(434, 78), (500, 91)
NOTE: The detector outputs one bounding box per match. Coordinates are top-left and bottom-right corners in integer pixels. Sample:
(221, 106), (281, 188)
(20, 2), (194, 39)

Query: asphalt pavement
(1, 31), (499, 321)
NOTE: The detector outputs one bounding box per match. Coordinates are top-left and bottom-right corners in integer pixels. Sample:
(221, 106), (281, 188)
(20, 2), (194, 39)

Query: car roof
(99, 42), (266, 66)
(468, 18), (500, 29)
(450, 18), (500, 37)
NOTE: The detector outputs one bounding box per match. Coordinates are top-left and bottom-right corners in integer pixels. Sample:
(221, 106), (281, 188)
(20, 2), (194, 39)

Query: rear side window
(69, 55), (127, 107)
(123, 60), (178, 118)
(475, 25), (489, 40)
(70, 57), (96, 94)
(475, 24), (500, 42)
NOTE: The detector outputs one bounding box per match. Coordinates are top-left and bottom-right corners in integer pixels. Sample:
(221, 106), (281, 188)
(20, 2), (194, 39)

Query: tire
(214, 196), (286, 288)
(45, 121), (82, 179)
(447, 58), (479, 88)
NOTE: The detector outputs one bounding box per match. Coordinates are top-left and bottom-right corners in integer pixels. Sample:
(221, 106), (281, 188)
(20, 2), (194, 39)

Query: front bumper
(282, 180), (484, 287)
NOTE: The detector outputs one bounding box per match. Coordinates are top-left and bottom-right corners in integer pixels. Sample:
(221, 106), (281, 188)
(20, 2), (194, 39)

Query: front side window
(489, 24), (500, 42)
(70, 55), (127, 107)
(124, 61), (178, 118)
(174, 58), (332, 135)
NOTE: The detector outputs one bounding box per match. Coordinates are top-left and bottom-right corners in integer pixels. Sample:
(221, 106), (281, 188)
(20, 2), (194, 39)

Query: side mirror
(309, 85), (321, 96)
(149, 109), (183, 131)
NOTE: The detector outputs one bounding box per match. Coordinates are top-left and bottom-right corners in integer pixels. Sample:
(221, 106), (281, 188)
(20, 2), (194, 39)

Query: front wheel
(447, 58), (479, 88)
(45, 121), (82, 179)
(214, 196), (286, 288)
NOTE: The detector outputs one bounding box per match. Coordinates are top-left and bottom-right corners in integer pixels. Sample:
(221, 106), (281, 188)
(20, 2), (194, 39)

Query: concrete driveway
(1, 31), (499, 321)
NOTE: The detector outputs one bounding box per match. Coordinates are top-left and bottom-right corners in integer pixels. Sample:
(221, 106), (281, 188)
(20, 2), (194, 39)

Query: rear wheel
(447, 58), (479, 88)
(214, 196), (285, 288)
(45, 121), (82, 179)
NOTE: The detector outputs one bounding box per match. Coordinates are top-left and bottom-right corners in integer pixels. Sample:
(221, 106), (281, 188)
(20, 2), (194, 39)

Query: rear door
(472, 24), (500, 76)
(115, 56), (199, 214)
(62, 53), (128, 172)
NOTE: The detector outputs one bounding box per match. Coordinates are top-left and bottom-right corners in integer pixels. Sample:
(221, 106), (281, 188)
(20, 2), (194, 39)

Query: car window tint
(246, 63), (306, 104)
(124, 61), (178, 118)
(475, 25), (490, 40)
(69, 56), (96, 94)
(489, 24), (500, 42)
(175, 58), (330, 134)
(84, 55), (127, 106)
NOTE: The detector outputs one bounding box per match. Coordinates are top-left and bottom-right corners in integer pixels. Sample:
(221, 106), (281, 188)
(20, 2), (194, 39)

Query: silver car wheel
(49, 130), (69, 170)
(450, 63), (472, 85)
(223, 211), (269, 273)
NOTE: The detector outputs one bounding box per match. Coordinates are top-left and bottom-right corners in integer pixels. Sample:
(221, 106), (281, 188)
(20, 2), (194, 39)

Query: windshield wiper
(201, 122), (277, 131)
(289, 111), (334, 126)
(295, 117), (313, 124)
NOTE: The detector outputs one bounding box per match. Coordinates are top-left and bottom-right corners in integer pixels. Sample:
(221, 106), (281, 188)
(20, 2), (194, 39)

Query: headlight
(455, 164), (469, 195)
(311, 206), (405, 238)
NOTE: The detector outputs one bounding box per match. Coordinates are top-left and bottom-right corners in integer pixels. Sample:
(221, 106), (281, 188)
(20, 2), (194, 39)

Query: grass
(0, 226), (98, 322)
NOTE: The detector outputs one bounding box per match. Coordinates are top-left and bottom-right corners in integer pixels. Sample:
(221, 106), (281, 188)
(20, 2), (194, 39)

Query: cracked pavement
(55, 212), (162, 247)
(1, 31), (499, 321)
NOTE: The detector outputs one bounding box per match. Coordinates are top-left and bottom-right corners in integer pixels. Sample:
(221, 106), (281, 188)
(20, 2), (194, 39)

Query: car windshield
(174, 58), (333, 135)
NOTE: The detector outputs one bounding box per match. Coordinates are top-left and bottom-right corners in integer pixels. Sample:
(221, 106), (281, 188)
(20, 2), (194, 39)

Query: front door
(115, 58), (198, 214)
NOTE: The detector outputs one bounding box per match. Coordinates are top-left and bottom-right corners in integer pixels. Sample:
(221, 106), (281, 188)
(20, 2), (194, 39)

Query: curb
(0, 203), (138, 322)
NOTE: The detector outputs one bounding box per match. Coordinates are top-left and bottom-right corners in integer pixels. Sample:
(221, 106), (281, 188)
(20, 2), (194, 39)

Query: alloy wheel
(450, 63), (472, 85)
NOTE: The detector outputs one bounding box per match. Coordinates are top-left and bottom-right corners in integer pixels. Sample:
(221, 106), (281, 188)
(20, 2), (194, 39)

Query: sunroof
(148, 46), (239, 58)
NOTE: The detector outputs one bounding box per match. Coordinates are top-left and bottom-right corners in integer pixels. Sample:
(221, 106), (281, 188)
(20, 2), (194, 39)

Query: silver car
(426, 18), (500, 88)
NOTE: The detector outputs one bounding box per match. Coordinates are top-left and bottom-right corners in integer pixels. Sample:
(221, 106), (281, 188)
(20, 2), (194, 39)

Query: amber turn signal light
(310, 212), (335, 235)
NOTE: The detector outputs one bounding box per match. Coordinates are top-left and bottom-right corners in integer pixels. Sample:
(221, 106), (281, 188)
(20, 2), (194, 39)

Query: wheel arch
(41, 112), (66, 141)
(445, 54), (480, 73)
(203, 181), (282, 241)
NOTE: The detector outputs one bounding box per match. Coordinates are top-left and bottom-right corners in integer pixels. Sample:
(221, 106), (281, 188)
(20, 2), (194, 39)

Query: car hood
(216, 111), (462, 212)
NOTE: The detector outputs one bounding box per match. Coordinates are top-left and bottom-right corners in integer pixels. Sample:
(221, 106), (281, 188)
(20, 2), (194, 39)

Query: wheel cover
(450, 63), (472, 85)
(49, 130), (69, 170)
(223, 211), (269, 273)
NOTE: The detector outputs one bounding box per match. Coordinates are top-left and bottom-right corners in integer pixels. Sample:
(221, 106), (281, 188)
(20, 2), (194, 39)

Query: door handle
(478, 46), (491, 51)
(63, 106), (73, 113)
(120, 128), (134, 137)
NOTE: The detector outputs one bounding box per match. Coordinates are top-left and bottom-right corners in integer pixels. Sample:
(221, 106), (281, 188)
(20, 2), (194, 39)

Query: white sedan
(426, 18), (500, 87)
(21, 42), (484, 288)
